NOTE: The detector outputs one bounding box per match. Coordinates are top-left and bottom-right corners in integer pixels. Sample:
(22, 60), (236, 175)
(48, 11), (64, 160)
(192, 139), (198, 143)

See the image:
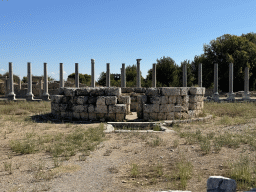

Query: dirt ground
(0, 111), (255, 192)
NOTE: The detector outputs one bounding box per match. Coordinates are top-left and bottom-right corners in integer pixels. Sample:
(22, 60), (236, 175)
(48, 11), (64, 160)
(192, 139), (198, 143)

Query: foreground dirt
(0, 115), (255, 192)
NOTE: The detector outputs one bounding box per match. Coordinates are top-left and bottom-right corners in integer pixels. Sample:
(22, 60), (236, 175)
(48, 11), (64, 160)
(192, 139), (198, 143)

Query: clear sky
(0, 0), (255, 81)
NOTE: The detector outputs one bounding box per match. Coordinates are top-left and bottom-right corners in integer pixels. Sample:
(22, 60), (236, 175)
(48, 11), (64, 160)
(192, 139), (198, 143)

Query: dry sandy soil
(0, 111), (256, 192)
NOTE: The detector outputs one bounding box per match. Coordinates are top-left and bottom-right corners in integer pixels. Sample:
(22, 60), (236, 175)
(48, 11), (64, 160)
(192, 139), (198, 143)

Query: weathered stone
(96, 113), (105, 120)
(51, 95), (64, 103)
(88, 97), (97, 104)
(166, 112), (175, 120)
(189, 102), (203, 110)
(105, 96), (117, 105)
(108, 105), (115, 113)
(137, 95), (147, 104)
(90, 87), (105, 96)
(118, 96), (131, 104)
(51, 103), (59, 111)
(64, 88), (76, 96)
(96, 96), (106, 105)
(189, 95), (204, 103)
(59, 104), (67, 112)
(121, 87), (134, 93)
(105, 87), (121, 96)
(180, 87), (189, 95)
(62, 96), (74, 104)
(189, 87), (205, 95)
(160, 96), (168, 104)
(72, 112), (80, 120)
(176, 96), (189, 105)
(58, 87), (65, 95)
(149, 113), (158, 121)
(207, 176), (236, 192)
(143, 112), (150, 120)
(149, 96), (161, 104)
(169, 96), (176, 104)
(95, 105), (108, 113)
(143, 104), (159, 113)
(131, 96), (137, 102)
(134, 87), (146, 93)
(116, 113), (125, 121)
(89, 113), (96, 120)
(76, 88), (91, 96)
(146, 88), (159, 96)
(161, 88), (180, 96)
(88, 104), (95, 113)
(80, 112), (89, 120)
(74, 96), (88, 105)
(83, 104), (88, 112)
(158, 112), (166, 120)
(106, 113), (115, 121)
(159, 104), (174, 113)
(72, 105), (85, 112)
(115, 104), (126, 113)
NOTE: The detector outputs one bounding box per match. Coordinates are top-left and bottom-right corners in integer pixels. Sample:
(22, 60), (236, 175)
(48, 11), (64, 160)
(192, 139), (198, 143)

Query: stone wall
(51, 87), (205, 122)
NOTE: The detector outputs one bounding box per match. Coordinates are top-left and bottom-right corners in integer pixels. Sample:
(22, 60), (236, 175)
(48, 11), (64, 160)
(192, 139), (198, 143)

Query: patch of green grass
(153, 124), (161, 131)
(131, 163), (139, 178)
(4, 162), (12, 174)
(176, 159), (193, 189)
(147, 136), (164, 147)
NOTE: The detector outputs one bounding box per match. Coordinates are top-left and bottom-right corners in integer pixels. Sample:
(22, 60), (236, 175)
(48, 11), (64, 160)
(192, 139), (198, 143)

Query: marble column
(227, 63), (235, 101)
(7, 62), (16, 100)
(75, 63), (79, 88)
(152, 64), (156, 88)
(42, 63), (50, 100)
(5, 76), (8, 97)
(243, 67), (250, 100)
(106, 63), (110, 87)
(39, 79), (42, 97)
(212, 63), (219, 102)
(120, 68), (123, 87)
(26, 62), (34, 101)
(121, 63), (126, 88)
(59, 63), (64, 88)
(136, 59), (142, 88)
(18, 77), (21, 90)
(91, 59), (95, 88)
(198, 63), (202, 87)
(182, 63), (187, 87)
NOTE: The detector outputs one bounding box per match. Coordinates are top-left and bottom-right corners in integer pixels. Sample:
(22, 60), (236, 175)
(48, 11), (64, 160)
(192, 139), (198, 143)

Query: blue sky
(0, 0), (255, 81)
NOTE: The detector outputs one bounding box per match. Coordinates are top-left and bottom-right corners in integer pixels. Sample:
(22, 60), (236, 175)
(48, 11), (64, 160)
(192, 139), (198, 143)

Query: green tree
(3, 72), (20, 83)
(67, 73), (91, 85)
(146, 56), (179, 87)
(178, 60), (196, 87)
(192, 33), (256, 91)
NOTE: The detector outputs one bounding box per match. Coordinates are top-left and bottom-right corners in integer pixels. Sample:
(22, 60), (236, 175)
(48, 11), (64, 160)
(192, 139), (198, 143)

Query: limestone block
(121, 87), (134, 93)
(160, 96), (168, 104)
(207, 176), (236, 192)
(51, 95), (64, 103)
(95, 105), (108, 113)
(61, 111), (67, 118)
(108, 105), (115, 113)
(169, 96), (176, 104)
(176, 96), (189, 105)
(146, 88), (159, 96)
(80, 112), (89, 120)
(137, 95), (147, 104)
(88, 104), (95, 113)
(159, 104), (174, 112)
(174, 105), (183, 112)
(88, 113), (96, 120)
(143, 112), (150, 120)
(88, 97), (97, 104)
(158, 112), (166, 120)
(126, 104), (130, 114)
(96, 113), (105, 120)
(106, 113), (115, 121)
(74, 96), (88, 105)
(134, 87), (146, 93)
(64, 88), (76, 96)
(62, 96), (74, 104)
(51, 103), (59, 111)
(160, 87), (180, 96)
(105, 96), (117, 105)
(116, 113), (125, 122)
(189, 87), (205, 95)
(59, 104), (68, 112)
(105, 87), (121, 97)
(149, 96), (161, 104)
(189, 102), (203, 110)
(143, 104), (159, 113)
(166, 112), (175, 120)
(58, 87), (65, 95)
(72, 105), (85, 113)
(96, 96), (106, 105)
(76, 87), (91, 96)
(149, 113), (158, 121)
(51, 109), (56, 114)
(189, 95), (204, 103)
(118, 96), (131, 104)
(131, 96), (137, 102)
(72, 112), (80, 120)
(180, 87), (189, 95)
(90, 87), (105, 96)
(115, 104), (126, 113)
(130, 103), (137, 112)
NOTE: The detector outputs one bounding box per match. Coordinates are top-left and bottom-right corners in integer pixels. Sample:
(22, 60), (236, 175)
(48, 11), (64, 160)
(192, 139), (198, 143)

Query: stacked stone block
(142, 87), (205, 121)
(51, 87), (127, 122)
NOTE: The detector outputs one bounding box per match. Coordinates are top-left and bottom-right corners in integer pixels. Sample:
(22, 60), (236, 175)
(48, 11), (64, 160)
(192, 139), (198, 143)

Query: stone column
(60, 63), (64, 88)
(39, 79), (42, 97)
(198, 63), (202, 87)
(42, 63), (50, 100)
(7, 62), (16, 100)
(227, 63), (235, 101)
(5, 76), (8, 97)
(122, 63), (126, 88)
(212, 63), (219, 102)
(18, 77), (21, 90)
(75, 63), (79, 88)
(152, 64), (156, 87)
(136, 59), (142, 88)
(243, 67), (250, 100)
(26, 62), (34, 101)
(106, 63), (110, 87)
(182, 63), (187, 87)
(91, 59), (95, 88)
(120, 68), (123, 87)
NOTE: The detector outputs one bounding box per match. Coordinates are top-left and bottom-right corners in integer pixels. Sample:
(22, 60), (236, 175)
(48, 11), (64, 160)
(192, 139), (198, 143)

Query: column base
(227, 93), (235, 101)
(242, 92), (251, 100)
(7, 93), (16, 100)
(26, 93), (34, 101)
(42, 93), (50, 101)
(212, 93), (219, 102)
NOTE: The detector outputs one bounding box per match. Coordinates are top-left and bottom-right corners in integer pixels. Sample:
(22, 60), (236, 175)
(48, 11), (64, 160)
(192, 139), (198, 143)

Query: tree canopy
(67, 73), (91, 85)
